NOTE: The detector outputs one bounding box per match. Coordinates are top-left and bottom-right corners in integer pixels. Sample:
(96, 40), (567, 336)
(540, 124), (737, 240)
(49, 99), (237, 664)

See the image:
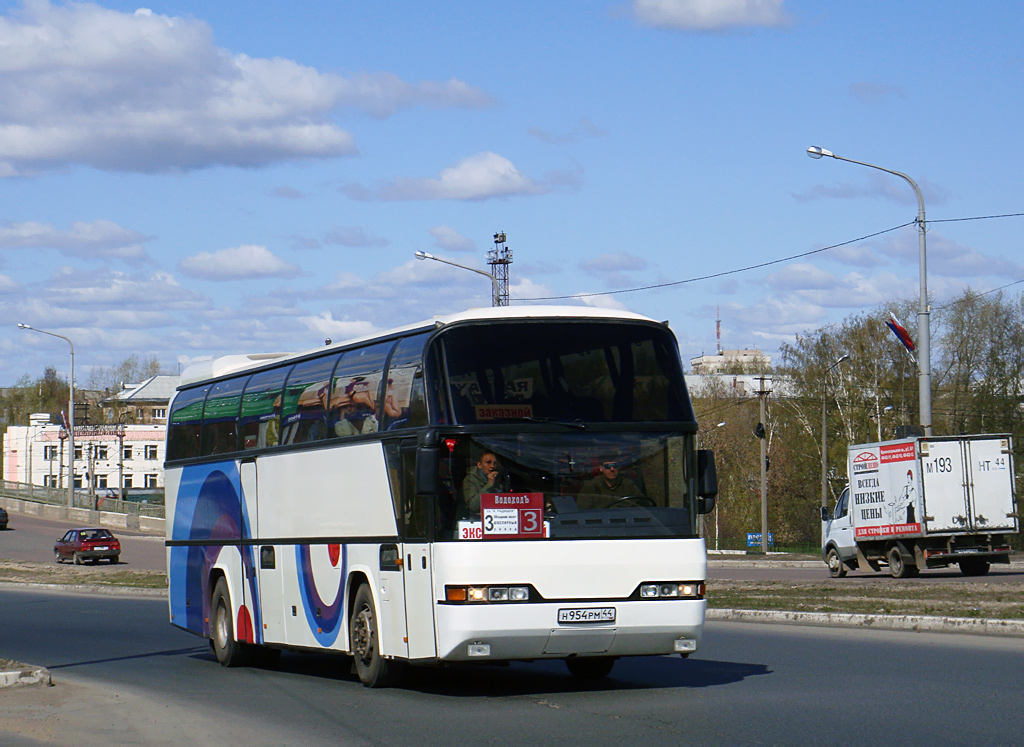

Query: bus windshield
(436, 321), (694, 425)
(404, 432), (698, 541)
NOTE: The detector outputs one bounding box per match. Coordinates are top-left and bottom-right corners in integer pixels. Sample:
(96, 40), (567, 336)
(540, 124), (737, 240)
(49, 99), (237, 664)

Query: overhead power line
(516, 210), (1024, 303)
(516, 221), (915, 302)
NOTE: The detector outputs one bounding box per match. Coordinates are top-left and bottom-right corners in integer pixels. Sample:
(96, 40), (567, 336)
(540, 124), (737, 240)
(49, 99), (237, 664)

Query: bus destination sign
(480, 492), (545, 538)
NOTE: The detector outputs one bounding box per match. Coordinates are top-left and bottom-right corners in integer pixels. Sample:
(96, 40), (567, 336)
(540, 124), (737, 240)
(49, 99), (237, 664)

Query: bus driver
(461, 450), (510, 516)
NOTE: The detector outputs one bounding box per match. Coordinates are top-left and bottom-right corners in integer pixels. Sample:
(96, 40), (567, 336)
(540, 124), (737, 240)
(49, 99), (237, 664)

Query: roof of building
(103, 375), (181, 405)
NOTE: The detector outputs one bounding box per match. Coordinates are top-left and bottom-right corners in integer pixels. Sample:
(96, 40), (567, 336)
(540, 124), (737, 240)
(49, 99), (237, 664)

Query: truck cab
(821, 487), (856, 578)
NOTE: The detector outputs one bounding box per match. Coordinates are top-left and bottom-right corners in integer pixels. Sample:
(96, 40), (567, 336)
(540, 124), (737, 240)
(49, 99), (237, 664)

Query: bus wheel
(211, 577), (251, 667)
(826, 547), (847, 578)
(350, 584), (403, 688)
(566, 657), (616, 680)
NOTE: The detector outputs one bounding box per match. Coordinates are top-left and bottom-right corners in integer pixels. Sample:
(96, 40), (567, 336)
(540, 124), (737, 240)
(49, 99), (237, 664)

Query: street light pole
(807, 146), (932, 436)
(17, 323), (76, 509)
(821, 354), (849, 511)
(414, 251), (501, 306)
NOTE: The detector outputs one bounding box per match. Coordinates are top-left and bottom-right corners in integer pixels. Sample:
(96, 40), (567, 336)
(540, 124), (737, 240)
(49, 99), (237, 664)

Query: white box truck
(821, 434), (1018, 578)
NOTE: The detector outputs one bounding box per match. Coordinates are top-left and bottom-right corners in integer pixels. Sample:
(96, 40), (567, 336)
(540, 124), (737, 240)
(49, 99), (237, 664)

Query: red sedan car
(54, 528), (121, 564)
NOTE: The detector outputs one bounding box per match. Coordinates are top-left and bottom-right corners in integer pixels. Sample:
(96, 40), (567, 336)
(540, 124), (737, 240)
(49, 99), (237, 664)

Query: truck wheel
(826, 547), (847, 578)
(960, 559), (991, 577)
(211, 577), (251, 667)
(887, 546), (915, 579)
(350, 584), (403, 688)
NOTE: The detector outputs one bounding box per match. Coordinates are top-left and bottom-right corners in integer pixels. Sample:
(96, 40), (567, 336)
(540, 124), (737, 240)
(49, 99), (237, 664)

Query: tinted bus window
(382, 333), (430, 431)
(281, 354), (339, 445)
(201, 376), (247, 456)
(239, 366), (290, 450)
(439, 322), (693, 425)
(167, 386), (209, 461)
(329, 341), (395, 437)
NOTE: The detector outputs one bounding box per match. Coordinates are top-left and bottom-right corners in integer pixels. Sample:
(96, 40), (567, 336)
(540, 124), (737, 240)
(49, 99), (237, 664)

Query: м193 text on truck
(821, 434), (1017, 578)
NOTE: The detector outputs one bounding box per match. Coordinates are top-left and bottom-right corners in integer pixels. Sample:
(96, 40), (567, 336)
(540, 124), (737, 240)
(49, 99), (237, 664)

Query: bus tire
(211, 577), (251, 667)
(350, 584), (403, 688)
(566, 657), (616, 680)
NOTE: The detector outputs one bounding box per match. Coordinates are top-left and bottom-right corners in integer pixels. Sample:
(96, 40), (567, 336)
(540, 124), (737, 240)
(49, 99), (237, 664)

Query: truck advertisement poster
(849, 441), (923, 539)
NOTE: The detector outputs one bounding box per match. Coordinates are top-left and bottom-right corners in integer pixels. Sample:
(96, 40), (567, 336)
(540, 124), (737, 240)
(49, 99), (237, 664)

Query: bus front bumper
(434, 598), (705, 662)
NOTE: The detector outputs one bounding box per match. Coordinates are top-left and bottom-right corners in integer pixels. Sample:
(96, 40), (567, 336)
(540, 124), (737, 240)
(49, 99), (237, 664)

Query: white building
(3, 413), (166, 494)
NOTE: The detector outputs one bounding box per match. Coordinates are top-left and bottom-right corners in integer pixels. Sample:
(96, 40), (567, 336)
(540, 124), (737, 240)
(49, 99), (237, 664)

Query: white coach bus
(165, 306), (718, 687)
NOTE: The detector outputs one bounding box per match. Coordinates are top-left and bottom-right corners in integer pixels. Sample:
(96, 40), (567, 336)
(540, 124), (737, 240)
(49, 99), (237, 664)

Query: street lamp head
(414, 251), (433, 261)
(806, 146), (834, 159)
(836, 354), (849, 364)
(17, 322), (31, 330)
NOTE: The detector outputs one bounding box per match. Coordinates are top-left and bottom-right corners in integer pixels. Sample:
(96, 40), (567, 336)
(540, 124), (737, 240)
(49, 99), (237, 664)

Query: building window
(74, 446), (82, 461)
(95, 475), (108, 488)
(123, 475), (134, 489)
(123, 446), (133, 461)
(145, 474), (158, 488)
(94, 445), (108, 461)
(153, 408), (167, 419)
(74, 474), (82, 488)
(44, 445), (58, 460)
(145, 444), (158, 460)
(44, 475), (57, 487)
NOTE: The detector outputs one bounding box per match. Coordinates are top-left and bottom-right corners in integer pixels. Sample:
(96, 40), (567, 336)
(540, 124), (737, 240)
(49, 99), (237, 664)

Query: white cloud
(850, 82), (908, 105)
(0, 1), (491, 175)
(298, 311), (377, 342)
(633, 0), (790, 30)
(178, 245), (301, 281)
(579, 252), (648, 274)
(323, 226), (390, 248)
(343, 152), (548, 201)
(0, 219), (150, 259)
(528, 118), (607, 145)
(429, 225), (476, 252)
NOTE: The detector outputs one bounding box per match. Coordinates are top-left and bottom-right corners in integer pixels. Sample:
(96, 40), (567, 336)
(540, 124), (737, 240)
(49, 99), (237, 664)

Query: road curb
(0, 580), (167, 598)
(0, 661), (51, 689)
(707, 607), (1024, 637)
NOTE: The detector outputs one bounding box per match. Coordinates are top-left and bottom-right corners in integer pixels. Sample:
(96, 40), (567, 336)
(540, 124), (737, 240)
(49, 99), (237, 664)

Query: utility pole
(755, 375), (773, 554)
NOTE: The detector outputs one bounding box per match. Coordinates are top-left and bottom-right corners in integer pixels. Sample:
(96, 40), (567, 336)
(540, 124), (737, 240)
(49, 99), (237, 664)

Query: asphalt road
(0, 512), (165, 570)
(3, 586), (1024, 744)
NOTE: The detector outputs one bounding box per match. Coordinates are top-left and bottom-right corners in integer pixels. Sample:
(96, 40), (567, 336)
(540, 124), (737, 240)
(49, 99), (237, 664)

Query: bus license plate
(558, 607), (616, 624)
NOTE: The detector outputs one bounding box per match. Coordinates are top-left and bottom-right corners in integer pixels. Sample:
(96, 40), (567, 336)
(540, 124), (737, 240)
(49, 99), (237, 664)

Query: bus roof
(179, 305), (661, 387)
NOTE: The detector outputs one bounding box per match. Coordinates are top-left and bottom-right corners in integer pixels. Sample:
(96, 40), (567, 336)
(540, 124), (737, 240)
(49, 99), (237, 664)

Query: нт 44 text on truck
(821, 434), (1017, 578)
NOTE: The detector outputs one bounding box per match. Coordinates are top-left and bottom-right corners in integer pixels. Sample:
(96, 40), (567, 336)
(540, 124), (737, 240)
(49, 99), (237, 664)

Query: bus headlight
(445, 585), (533, 603)
(639, 582), (705, 599)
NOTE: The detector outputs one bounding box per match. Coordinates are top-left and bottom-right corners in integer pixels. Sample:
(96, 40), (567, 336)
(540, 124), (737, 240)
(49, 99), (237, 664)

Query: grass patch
(0, 559), (167, 589)
(709, 579), (1024, 620)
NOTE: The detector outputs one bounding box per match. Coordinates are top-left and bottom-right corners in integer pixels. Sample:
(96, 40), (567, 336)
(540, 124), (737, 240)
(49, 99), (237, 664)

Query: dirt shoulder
(0, 559), (167, 590)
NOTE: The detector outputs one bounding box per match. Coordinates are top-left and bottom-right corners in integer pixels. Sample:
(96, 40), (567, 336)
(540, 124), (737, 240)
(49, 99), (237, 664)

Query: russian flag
(886, 313), (915, 353)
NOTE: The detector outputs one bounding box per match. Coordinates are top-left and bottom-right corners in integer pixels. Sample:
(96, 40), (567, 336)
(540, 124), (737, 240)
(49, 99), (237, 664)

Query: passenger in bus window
(332, 377), (379, 436)
(257, 397), (281, 448)
(578, 456), (642, 508)
(461, 450), (510, 516)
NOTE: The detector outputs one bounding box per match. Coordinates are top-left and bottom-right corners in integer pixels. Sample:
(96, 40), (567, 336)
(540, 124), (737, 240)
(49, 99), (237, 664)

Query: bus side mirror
(820, 506), (830, 522)
(416, 430), (440, 495)
(696, 449), (718, 514)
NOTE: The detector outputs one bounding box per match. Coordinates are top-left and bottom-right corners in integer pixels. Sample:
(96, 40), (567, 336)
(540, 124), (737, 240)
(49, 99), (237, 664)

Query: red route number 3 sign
(479, 493), (545, 538)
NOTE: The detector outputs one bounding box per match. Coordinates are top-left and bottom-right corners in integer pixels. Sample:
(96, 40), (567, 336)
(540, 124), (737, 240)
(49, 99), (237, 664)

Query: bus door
(241, 458), (284, 644)
(400, 442), (438, 659)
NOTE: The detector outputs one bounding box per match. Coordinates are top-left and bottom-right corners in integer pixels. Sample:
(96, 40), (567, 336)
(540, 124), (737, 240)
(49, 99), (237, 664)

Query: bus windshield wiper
(514, 416), (588, 430)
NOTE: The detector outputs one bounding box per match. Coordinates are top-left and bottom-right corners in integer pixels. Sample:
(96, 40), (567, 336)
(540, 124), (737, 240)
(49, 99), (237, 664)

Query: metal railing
(0, 480), (165, 519)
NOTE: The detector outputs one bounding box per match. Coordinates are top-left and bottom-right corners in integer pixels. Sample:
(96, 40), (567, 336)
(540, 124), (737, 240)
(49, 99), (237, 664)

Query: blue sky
(2, 0), (1022, 388)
